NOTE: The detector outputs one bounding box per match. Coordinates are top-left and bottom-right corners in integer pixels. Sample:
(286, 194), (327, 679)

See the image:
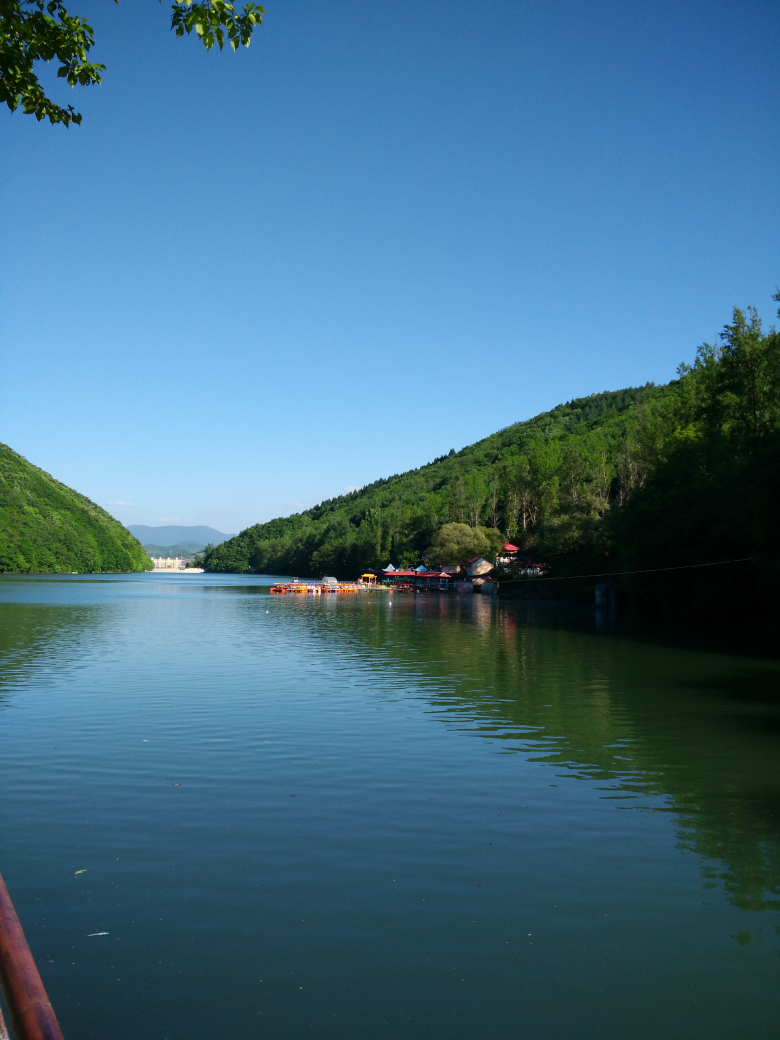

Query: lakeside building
(376, 544), (545, 592)
(495, 545), (547, 575)
(466, 556), (494, 577)
(381, 568), (457, 591)
(151, 556), (185, 570)
(496, 542), (520, 567)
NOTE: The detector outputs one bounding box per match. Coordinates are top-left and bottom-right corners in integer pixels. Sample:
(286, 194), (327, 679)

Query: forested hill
(203, 381), (671, 576)
(204, 296), (780, 625)
(0, 444), (151, 574)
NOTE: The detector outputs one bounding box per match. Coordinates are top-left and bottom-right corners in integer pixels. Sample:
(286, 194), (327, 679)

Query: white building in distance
(151, 556), (185, 570)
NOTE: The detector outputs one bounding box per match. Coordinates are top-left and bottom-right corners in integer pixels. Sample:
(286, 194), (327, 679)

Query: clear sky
(2, 0), (778, 534)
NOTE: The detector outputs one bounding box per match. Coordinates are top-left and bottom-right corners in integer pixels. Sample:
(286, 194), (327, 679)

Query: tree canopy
(200, 380), (669, 578)
(426, 523), (503, 570)
(0, 0), (264, 126)
(202, 291), (780, 625)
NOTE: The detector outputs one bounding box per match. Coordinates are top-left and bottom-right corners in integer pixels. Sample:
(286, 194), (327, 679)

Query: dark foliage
(620, 305), (780, 623)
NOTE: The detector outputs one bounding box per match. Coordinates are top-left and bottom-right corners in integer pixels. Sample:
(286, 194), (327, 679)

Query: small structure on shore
(381, 568), (457, 591)
(151, 556), (185, 570)
(496, 543), (520, 566)
(466, 556), (494, 577)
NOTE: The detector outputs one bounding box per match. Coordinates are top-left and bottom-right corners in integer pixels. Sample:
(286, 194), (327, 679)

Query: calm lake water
(0, 574), (778, 1039)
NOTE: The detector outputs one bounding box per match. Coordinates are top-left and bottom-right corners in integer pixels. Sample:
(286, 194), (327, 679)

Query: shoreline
(150, 568), (204, 573)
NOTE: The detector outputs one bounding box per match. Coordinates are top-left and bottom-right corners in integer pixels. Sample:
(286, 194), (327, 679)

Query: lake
(0, 573), (778, 1039)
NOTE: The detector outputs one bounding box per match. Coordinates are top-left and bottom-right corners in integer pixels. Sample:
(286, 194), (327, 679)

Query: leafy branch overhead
(0, 0), (264, 126)
(171, 0), (264, 52)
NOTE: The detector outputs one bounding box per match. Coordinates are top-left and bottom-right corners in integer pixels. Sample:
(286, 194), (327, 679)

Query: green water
(0, 574), (777, 1038)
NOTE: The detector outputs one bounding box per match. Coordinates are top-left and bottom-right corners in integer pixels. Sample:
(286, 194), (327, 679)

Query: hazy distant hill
(0, 444), (151, 573)
(128, 525), (235, 551)
(141, 543), (208, 559)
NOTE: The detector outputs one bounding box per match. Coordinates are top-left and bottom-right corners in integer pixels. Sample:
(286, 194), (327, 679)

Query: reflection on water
(277, 592), (780, 917)
(0, 601), (102, 700)
(0, 575), (778, 1039)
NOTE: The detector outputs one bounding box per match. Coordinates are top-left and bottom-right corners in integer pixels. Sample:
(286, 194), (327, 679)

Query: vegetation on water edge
(0, 444), (152, 573)
(203, 294), (780, 622)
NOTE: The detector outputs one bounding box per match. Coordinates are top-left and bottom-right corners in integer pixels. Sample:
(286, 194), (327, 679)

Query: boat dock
(270, 575), (391, 595)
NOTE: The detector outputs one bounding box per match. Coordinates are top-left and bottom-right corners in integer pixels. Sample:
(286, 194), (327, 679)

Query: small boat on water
(269, 578), (392, 595)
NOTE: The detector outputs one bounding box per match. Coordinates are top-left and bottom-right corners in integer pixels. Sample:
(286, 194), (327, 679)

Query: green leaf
(2, 0), (264, 129)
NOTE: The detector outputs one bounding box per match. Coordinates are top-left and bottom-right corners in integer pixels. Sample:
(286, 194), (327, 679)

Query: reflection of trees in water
(2, 586), (779, 919)
(0, 602), (105, 701)
(283, 594), (780, 916)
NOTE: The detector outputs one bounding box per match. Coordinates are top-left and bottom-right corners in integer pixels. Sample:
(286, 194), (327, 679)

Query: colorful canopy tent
(382, 569), (456, 590)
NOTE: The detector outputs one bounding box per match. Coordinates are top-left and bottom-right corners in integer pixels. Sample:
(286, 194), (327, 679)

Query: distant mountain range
(127, 525), (236, 553)
(140, 543), (206, 558)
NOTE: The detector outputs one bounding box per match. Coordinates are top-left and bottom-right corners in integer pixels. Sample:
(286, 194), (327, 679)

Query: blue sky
(2, 0), (778, 534)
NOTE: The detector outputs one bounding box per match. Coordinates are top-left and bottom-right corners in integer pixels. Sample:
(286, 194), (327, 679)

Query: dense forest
(203, 296), (780, 622)
(0, 444), (152, 574)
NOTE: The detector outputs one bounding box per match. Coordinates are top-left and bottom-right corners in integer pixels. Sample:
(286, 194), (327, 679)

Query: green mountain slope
(203, 381), (670, 577)
(0, 444), (152, 574)
(203, 296), (780, 626)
